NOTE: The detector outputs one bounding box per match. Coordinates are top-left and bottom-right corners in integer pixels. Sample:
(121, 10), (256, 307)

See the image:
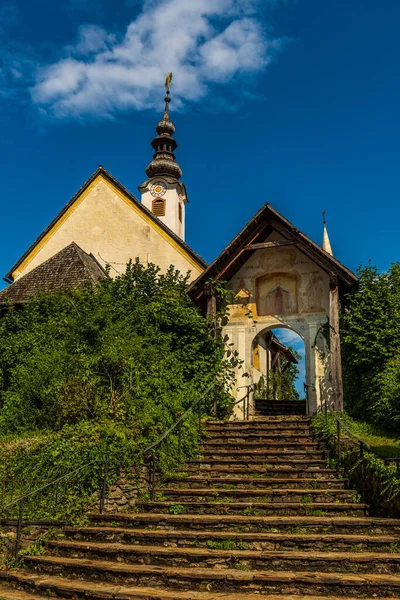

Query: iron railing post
(15, 498), (24, 560)
(337, 420), (341, 468)
(360, 442), (365, 506)
(100, 460), (108, 514)
(150, 450), (156, 501)
(246, 386), (250, 421)
(198, 398), (202, 435)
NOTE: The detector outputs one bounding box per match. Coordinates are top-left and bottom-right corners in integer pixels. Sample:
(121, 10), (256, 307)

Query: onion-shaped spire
(145, 73), (182, 180)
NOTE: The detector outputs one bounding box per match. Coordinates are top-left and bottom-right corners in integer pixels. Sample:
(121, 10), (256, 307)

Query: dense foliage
(312, 412), (400, 518)
(254, 349), (301, 401)
(0, 262), (234, 519)
(341, 263), (400, 431)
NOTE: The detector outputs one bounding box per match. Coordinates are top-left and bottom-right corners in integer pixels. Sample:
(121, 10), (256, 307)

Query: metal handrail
(1, 458), (109, 560)
(1, 459), (102, 512)
(333, 414), (371, 450)
(144, 383), (216, 455)
(233, 384), (256, 421)
(143, 381), (221, 499)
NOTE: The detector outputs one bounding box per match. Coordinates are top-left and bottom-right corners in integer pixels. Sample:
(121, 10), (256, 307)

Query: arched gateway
(189, 204), (357, 417)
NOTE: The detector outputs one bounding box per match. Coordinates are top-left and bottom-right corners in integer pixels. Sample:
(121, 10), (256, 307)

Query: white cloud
(30, 0), (285, 119)
(273, 328), (304, 350)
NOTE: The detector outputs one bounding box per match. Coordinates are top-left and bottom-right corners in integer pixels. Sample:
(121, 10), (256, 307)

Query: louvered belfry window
(152, 198), (166, 217)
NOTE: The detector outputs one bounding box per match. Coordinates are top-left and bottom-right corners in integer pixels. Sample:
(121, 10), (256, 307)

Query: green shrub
(311, 412), (400, 518)
(0, 262), (234, 521)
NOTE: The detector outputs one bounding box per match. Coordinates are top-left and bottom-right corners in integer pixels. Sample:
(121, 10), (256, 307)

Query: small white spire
(322, 211), (333, 256)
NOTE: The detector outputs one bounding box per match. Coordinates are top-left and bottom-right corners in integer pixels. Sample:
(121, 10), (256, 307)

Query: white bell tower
(139, 75), (188, 241)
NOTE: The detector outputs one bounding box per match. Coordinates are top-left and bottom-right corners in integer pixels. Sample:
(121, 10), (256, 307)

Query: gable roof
(5, 165), (207, 282)
(188, 202), (358, 301)
(0, 242), (107, 304)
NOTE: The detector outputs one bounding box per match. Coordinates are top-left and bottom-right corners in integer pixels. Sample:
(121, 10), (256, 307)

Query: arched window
(178, 203), (183, 223)
(152, 197), (166, 216)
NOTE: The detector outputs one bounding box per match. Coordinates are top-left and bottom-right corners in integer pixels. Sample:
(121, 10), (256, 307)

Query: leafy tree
(341, 263), (400, 430)
(254, 349), (301, 401)
(0, 262), (234, 519)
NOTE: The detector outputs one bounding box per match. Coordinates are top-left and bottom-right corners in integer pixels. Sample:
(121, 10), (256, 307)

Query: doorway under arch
(251, 325), (306, 403)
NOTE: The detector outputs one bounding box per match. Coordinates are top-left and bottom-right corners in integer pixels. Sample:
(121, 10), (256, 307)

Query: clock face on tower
(150, 181), (167, 197)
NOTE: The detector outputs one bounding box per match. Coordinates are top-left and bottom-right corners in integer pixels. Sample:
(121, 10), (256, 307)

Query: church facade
(0, 84), (357, 416)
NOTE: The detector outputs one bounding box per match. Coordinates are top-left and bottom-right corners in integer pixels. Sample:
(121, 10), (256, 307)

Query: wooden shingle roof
(0, 243), (107, 304)
(189, 202), (358, 303)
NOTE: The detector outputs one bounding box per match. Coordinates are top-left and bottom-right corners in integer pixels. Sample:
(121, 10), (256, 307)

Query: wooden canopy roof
(189, 202), (357, 303)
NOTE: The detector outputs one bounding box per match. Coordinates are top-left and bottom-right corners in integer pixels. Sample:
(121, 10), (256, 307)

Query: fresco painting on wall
(256, 274), (298, 316)
(304, 273), (324, 312)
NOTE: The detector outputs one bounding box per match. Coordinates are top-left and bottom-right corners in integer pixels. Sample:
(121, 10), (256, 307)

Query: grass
(340, 414), (400, 458)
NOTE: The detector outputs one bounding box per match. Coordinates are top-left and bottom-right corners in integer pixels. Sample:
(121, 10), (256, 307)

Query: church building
(0, 81), (357, 416)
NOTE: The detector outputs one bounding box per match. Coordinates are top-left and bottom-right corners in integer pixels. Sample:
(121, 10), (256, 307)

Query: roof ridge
(5, 166), (206, 282)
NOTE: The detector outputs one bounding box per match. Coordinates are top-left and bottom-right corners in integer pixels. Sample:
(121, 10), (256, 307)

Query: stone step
(206, 423), (312, 431)
(153, 488), (355, 503)
(137, 501), (366, 516)
(181, 467), (338, 479)
(254, 404), (307, 409)
(199, 450), (325, 460)
(88, 513), (400, 534)
(205, 434), (315, 443)
(21, 556), (400, 596)
(255, 408), (307, 416)
(46, 539), (400, 574)
(0, 576), (390, 600)
(201, 435), (320, 452)
(206, 416), (309, 425)
(164, 477), (344, 490)
(202, 441), (320, 449)
(63, 525), (400, 553)
(187, 458), (329, 468)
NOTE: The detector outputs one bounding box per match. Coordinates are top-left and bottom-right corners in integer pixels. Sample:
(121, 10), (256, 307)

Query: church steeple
(145, 74), (182, 180)
(322, 211), (333, 256)
(139, 73), (188, 241)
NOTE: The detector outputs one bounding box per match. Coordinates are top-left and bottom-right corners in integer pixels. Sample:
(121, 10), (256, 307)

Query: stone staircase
(1, 415), (400, 599)
(255, 399), (307, 416)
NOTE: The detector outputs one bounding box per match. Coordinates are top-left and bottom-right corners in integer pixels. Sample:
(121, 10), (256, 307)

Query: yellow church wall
(13, 175), (203, 282)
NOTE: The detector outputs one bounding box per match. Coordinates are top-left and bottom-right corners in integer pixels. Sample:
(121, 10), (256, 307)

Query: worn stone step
(164, 477), (344, 490)
(63, 525), (400, 553)
(202, 441), (320, 450)
(137, 501), (366, 516)
(154, 488), (355, 504)
(205, 435), (315, 444)
(0, 576), (390, 600)
(206, 416), (309, 425)
(46, 540), (400, 574)
(187, 458), (329, 468)
(199, 450), (325, 460)
(206, 422), (312, 431)
(88, 513), (400, 534)
(21, 556), (400, 596)
(181, 467), (338, 479)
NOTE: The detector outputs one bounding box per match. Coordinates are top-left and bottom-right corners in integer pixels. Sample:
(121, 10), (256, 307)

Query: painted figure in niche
(306, 274), (324, 312)
(265, 285), (292, 315)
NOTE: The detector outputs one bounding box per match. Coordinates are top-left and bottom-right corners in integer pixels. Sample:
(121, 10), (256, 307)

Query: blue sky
(272, 328), (305, 395)
(1, 0), (400, 293)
